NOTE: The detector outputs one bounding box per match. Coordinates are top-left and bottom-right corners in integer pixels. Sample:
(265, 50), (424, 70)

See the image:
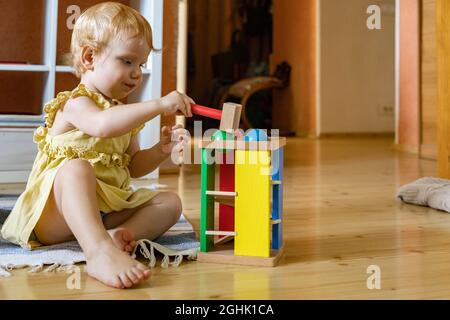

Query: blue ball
(244, 129), (268, 142)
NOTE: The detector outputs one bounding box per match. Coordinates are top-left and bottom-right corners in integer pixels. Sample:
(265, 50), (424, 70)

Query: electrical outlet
(378, 105), (394, 117)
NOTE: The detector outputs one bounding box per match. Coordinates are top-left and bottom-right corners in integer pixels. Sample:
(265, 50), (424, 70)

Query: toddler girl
(0, 2), (194, 289)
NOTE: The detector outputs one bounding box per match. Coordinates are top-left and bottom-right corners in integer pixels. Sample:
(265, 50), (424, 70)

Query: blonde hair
(70, 2), (154, 78)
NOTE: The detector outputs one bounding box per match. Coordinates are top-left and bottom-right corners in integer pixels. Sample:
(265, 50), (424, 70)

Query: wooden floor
(1, 137), (448, 299)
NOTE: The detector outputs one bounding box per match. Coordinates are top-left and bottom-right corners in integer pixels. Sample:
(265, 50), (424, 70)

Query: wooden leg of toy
(271, 147), (284, 250)
(200, 148), (215, 252)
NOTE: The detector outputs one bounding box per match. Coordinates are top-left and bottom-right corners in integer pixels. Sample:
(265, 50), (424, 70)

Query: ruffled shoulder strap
(43, 83), (114, 128)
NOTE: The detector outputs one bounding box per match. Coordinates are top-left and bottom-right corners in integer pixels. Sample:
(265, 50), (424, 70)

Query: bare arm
(127, 139), (168, 178)
(62, 90), (193, 138)
(126, 125), (188, 178)
(62, 96), (163, 138)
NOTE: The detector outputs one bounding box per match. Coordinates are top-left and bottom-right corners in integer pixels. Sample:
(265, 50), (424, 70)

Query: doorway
(318, 0), (396, 136)
(186, 0), (275, 132)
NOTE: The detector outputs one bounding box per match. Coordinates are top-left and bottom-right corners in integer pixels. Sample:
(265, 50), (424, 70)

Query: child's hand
(160, 124), (190, 155)
(160, 91), (195, 117)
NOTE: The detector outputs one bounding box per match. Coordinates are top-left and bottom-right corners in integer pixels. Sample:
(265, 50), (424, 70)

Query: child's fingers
(178, 104), (187, 117)
(181, 94), (192, 117)
(172, 127), (189, 137)
(172, 130), (190, 143)
(171, 124), (184, 130)
(162, 125), (183, 136)
(176, 95), (188, 116)
(177, 93), (194, 117)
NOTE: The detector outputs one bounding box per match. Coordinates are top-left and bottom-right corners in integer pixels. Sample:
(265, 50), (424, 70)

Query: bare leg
(102, 192), (183, 241)
(35, 191), (136, 255)
(34, 159), (150, 289)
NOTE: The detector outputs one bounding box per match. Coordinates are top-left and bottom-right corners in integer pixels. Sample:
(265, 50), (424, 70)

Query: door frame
(437, 0), (450, 177)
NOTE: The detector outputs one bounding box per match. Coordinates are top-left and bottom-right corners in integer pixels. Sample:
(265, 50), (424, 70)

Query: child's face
(89, 32), (150, 100)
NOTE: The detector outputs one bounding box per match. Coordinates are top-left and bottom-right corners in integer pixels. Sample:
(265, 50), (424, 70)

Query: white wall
(319, 0), (395, 134)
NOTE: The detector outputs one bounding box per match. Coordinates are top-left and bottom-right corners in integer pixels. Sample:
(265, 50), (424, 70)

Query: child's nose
(130, 68), (141, 79)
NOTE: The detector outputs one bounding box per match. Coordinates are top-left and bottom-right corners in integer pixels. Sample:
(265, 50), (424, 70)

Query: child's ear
(81, 45), (95, 71)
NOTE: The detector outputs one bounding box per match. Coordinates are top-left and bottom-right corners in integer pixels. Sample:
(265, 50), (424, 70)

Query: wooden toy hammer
(174, 103), (242, 165)
(190, 103), (242, 131)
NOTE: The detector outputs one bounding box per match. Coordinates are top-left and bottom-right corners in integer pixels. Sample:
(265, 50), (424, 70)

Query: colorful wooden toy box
(193, 103), (285, 267)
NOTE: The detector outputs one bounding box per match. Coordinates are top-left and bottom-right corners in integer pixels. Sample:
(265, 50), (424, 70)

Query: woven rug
(0, 194), (199, 277)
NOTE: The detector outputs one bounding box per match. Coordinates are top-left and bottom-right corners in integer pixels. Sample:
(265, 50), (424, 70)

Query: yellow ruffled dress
(0, 83), (158, 249)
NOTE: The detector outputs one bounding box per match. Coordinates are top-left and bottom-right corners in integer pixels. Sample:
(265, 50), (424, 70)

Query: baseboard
(393, 143), (419, 155)
(319, 132), (395, 139)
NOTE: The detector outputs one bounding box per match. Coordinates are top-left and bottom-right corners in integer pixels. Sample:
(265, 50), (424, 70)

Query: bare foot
(86, 239), (151, 289)
(107, 228), (136, 254)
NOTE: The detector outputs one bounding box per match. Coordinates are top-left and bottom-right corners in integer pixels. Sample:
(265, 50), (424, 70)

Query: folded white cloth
(396, 177), (450, 212)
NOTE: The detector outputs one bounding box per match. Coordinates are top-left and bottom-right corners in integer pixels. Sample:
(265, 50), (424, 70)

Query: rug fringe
(0, 266), (11, 277)
(132, 239), (198, 269)
(0, 262), (78, 276)
(29, 264), (43, 273)
(44, 263), (60, 273)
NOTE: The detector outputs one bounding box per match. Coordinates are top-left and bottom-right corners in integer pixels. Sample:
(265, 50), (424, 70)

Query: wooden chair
(219, 76), (284, 129)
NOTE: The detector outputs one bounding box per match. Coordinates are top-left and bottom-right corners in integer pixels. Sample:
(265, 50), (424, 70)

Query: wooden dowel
(205, 191), (237, 197)
(205, 231), (236, 236)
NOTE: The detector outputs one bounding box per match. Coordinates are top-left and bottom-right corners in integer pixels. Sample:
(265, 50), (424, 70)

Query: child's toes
(136, 263), (150, 271)
(119, 273), (134, 288)
(122, 229), (134, 242)
(142, 269), (151, 279)
(132, 267), (145, 280)
(136, 264), (151, 278)
(109, 275), (124, 289)
(127, 270), (140, 284)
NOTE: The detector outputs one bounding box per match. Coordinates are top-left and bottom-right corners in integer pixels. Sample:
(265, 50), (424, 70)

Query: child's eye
(122, 59), (132, 65)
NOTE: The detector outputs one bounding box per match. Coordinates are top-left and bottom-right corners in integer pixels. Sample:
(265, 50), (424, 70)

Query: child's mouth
(124, 83), (136, 90)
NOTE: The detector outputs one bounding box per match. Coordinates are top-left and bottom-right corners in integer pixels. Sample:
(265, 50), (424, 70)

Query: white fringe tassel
(0, 266), (11, 277)
(0, 263), (78, 277)
(44, 263), (60, 273)
(29, 264), (44, 273)
(131, 239), (198, 269)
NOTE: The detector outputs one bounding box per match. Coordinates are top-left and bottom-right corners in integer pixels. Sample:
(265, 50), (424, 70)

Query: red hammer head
(191, 103), (242, 131)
